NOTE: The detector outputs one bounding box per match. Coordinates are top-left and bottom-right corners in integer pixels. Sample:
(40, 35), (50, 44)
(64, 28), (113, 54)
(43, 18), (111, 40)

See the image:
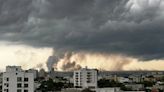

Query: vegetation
(81, 88), (95, 92)
(161, 76), (164, 82)
(98, 79), (123, 88)
(37, 78), (73, 91)
(141, 81), (155, 87)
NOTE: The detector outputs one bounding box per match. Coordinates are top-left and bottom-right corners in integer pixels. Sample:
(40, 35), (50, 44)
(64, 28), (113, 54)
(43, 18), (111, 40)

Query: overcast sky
(0, 0), (164, 71)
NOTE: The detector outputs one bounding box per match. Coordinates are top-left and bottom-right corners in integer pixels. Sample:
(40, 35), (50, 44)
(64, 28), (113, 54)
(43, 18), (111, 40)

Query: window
(87, 80), (91, 83)
(6, 83), (9, 87)
(5, 77), (9, 81)
(4, 83), (9, 87)
(24, 84), (28, 88)
(17, 89), (21, 92)
(7, 78), (9, 81)
(17, 83), (22, 88)
(4, 89), (8, 92)
(87, 72), (91, 74)
(24, 90), (28, 92)
(24, 78), (28, 82)
(17, 77), (22, 82)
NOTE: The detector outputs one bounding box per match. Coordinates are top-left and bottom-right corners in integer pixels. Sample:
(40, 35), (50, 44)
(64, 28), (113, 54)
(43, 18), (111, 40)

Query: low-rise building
(153, 84), (164, 90)
(129, 76), (143, 83)
(125, 84), (144, 91)
(117, 77), (131, 83)
(96, 87), (120, 92)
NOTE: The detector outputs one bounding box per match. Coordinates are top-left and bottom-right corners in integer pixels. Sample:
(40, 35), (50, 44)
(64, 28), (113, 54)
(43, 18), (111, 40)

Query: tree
(38, 79), (55, 91)
(98, 79), (123, 88)
(37, 78), (64, 91)
(81, 88), (95, 92)
(142, 81), (155, 87)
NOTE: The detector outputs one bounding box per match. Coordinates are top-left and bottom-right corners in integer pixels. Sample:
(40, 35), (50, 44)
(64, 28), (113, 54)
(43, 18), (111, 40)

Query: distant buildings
(73, 67), (98, 89)
(26, 69), (38, 79)
(0, 65), (163, 92)
(125, 84), (144, 91)
(117, 77), (131, 83)
(96, 87), (120, 92)
(38, 68), (46, 78)
(48, 69), (73, 79)
(2, 66), (34, 92)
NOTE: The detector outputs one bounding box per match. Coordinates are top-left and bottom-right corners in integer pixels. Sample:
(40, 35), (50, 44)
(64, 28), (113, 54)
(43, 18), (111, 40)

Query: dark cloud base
(0, 0), (164, 60)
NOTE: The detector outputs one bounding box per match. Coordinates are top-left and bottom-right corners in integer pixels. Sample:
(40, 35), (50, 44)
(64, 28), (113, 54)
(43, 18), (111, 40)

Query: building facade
(2, 66), (34, 92)
(0, 73), (2, 92)
(73, 67), (98, 88)
(26, 69), (38, 79)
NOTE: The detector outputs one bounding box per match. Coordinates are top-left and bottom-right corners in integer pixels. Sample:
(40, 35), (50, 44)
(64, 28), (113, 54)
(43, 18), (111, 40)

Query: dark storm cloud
(0, 0), (32, 26)
(0, 0), (164, 60)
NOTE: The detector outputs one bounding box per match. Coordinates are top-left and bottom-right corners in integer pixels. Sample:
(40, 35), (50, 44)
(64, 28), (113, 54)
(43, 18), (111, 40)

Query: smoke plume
(33, 63), (44, 69)
(46, 56), (58, 71)
(56, 52), (82, 71)
(55, 52), (164, 71)
(55, 52), (132, 71)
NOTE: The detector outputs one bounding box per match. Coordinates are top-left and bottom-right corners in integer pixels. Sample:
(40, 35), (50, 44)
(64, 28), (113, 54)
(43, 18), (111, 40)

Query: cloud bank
(0, 0), (164, 71)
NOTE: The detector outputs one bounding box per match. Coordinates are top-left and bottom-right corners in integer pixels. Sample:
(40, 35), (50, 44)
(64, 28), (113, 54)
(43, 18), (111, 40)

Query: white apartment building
(73, 67), (98, 89)
(2, 66), (34, 92)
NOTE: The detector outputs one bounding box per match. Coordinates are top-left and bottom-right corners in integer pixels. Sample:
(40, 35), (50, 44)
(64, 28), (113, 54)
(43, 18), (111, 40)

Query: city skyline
(0, 0), (164, 71)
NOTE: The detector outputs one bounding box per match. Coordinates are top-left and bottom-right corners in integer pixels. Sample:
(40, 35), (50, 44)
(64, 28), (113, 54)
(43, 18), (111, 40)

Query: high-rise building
(2, 66), (34, 92)
(73, 67), (98, 89)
